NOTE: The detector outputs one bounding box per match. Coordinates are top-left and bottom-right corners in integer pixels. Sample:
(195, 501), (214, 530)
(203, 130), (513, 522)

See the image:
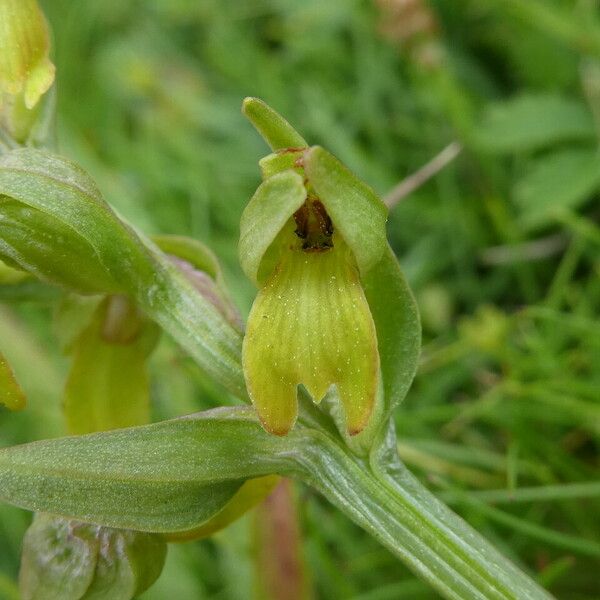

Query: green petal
(243, 231), (379, 436)
(239, 170), (307, 286)
(23, 57), (55, 110)
(242, 97), (307, 151)
(303, 146), (388, 276)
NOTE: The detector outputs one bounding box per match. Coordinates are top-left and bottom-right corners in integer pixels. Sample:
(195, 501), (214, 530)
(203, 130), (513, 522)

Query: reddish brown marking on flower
(276, 146), (308, 154)
(293, 203), (309, 239)
(293, 198), (333, 252)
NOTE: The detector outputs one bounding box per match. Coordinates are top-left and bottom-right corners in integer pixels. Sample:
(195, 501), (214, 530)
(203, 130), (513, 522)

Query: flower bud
(0, 0), (55, 108)
(0, 195), (122, 294)
(19, 514), (167, 600)
(0, 148), (152, 295)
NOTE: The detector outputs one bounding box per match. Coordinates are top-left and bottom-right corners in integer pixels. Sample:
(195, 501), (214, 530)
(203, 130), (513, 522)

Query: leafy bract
(0, 407), (307, 533)
(0, 148), (246, 398)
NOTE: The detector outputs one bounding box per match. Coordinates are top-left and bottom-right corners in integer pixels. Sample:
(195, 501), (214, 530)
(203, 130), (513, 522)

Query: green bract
(0, 148), (247, 398)
(240, 99), (394, 437)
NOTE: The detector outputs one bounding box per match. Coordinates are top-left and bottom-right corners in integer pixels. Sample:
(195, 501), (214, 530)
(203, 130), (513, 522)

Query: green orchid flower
(0, 0), (55, 109)
(240, 99), (388, 436)
(0, 0), (56, 143)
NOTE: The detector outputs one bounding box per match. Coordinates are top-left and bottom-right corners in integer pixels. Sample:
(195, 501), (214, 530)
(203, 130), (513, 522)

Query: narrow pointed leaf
(0, 408), (306, 532)
(0, 407), (552, 599)
(165, 475), (280, 541)
(242, 98), (307, 151)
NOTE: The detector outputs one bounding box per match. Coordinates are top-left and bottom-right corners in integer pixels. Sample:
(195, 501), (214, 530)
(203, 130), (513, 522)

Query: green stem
(134, 247), (552, 598)
(295, 435), (553, 600)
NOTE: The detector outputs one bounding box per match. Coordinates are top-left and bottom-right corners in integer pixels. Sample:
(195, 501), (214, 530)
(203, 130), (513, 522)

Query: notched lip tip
(347, 427), (365, 437)
(258, 415), (294, 437)
(347, 417), (371, 437)
(264, 425), (293, 437)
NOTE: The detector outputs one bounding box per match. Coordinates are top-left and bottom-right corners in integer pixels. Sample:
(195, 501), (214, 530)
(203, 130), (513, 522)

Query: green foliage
(514, 148), (600, 229)
(474, 94), (595, 153)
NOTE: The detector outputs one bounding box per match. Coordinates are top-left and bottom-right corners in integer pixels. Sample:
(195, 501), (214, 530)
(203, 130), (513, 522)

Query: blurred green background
(1, 0), (600, 598)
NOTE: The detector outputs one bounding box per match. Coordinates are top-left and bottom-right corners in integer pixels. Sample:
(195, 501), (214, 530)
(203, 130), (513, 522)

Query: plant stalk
(295, 435), (553, 600)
